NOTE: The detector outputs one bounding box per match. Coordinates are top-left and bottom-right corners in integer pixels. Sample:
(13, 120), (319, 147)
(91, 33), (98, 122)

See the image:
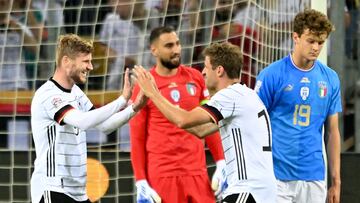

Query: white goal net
(0, 0), (323, 202)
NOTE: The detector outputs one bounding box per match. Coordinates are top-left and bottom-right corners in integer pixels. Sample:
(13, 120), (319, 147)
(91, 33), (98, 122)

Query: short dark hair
(149, 26), (176, 45)
(293, 9), (334, 37)
(203, 42), (243, 79)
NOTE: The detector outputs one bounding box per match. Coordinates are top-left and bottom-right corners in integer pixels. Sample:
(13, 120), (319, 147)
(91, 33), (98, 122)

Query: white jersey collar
(289, 54), (315, 72)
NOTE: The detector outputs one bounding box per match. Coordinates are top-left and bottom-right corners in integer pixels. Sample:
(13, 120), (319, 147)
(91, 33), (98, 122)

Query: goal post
(311, 0), (328, 64)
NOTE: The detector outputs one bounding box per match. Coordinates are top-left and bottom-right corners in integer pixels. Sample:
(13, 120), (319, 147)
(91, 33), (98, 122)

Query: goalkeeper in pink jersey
(130, 26), (226, 203)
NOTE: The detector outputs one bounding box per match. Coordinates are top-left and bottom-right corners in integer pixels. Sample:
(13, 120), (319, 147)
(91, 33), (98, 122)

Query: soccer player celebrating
(30, 34), (146, 203)
(132, 42), (277, 203)
(129, 26), (226, 203)
(255, 9), (341, 203)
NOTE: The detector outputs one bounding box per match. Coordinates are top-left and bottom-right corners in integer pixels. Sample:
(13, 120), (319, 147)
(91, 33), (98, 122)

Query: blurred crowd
(0, 0), (359, 149)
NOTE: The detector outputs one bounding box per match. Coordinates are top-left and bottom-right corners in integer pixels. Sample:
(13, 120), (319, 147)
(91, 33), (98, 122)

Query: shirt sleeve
(205, 132), (225, 162)
(62, 96), (127, 130)
(255, 67), (275, 110)
(200, 92), (234, 124)
(95, 104), (136, 135)
(43, 92), (74, 125)
(130, 85), (149, 181)
(43, 86), (94, 125)
(328, 72), (342, 115)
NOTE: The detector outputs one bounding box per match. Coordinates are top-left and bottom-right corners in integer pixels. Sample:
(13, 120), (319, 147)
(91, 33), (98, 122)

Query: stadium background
(0, 0), (359, 202)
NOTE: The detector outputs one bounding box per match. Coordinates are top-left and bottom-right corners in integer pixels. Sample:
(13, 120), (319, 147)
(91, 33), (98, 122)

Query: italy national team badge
(300, 86), (309, 100)
(318, 81), (327, 98)
(170, 89), (180, 102)
(186, 83), (197, 96)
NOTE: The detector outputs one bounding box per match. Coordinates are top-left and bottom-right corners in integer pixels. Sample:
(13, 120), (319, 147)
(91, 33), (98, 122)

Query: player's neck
(53, 68), (74, 90)
(218, 78), (239, 92)
(155, 64), (178, 76)
(291, 52), (314, 70)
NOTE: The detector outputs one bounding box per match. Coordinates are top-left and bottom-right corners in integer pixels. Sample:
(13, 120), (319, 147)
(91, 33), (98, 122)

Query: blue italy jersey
(255, 55), (342, 181)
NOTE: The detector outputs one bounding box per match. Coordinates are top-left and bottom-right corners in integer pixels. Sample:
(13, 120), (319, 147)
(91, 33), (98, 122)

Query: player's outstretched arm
(133, 65), (212, 129)
(62, 95), (127, 130)
(185, 122), (219, 138)
(61, 69), (140, 131)
(95, 90), (148, 135)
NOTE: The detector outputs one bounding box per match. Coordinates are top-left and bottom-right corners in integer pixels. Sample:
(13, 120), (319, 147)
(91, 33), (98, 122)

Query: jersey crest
(186, 83), (196, 96)
(52, 97), (63, 108)
(318, 81), (327, 98)
(170, 89), (180, 102)
(300, 86), (309, 100)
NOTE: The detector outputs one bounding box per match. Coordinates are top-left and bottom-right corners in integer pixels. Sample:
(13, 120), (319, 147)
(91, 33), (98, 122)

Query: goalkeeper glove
(211, 160), (227, 198)
(136, 180), (162, 203)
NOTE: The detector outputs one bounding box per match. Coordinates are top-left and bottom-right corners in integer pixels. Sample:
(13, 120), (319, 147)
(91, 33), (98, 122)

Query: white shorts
(276, 180), (327, 203)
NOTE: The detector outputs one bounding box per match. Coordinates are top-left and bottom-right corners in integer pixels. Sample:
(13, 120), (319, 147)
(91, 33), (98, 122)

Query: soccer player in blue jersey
(255, 9), (341, 203)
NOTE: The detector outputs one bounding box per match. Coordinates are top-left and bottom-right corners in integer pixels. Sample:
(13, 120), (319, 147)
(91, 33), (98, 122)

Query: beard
(160, 56), (181, 70)
(70, 65), (87, 84)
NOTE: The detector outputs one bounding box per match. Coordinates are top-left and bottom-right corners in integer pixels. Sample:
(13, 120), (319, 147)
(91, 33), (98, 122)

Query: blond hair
(56, 34), (93, 66)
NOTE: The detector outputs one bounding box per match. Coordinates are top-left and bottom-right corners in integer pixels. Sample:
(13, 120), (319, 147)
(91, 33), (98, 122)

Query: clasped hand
(132, 65), (158, 98)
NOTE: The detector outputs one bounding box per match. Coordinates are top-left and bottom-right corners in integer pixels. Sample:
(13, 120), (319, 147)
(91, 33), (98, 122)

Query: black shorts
(221, 193), (256, 203)
(39, 191), (91, 203)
